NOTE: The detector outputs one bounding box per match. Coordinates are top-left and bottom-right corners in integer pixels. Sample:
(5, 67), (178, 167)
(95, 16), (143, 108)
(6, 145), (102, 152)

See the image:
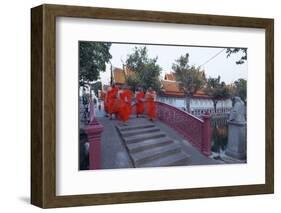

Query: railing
(210, 114), (229, 128)
(155, 101), (211, 156)
(131, 101), (212, 156)
(191, 107), (231, 117)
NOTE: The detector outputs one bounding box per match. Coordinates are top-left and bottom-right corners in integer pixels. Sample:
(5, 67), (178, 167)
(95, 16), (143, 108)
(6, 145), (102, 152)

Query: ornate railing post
(202, 112), (211, 156)
(84, 119), (104, 169)
(83, 99), (104, 170)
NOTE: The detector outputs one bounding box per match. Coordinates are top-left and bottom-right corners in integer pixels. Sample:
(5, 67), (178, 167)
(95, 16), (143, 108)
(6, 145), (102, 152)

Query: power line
(199, 48), (226, 67)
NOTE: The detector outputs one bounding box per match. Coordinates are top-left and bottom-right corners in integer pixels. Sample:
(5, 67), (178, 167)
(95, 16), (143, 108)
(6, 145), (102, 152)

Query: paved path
(97, 117), (133, 169)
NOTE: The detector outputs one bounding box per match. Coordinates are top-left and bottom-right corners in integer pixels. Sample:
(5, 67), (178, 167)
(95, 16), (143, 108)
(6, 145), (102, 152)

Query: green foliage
(172, 53), (206, 112)
(205, 76), (231, 112)
(226, 48), (247, 65)
(90, 81), (102, 97)
(125, 75), (139, 92)
(125, 46), (162, 91)
(172, 53), (206, 96)
(79, 41), (112, 85)
(233, 78), (247, 104)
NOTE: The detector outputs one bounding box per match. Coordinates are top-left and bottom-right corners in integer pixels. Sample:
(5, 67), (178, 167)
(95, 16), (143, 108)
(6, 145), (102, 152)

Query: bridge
(81, 101), (220, 170)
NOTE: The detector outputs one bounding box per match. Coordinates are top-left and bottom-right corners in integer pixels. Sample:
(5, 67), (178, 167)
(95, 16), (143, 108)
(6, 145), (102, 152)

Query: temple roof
(112, 69), (210, 99)
(161, 79), (210, 99)
(161, 80), (184, 96)
(113, 67), (135, 85)
(113, 68), (126, 85)
(164, 73), (176, 81)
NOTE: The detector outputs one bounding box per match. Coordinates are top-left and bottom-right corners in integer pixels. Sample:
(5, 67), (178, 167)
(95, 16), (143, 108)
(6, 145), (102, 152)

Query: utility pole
(110, 62), (113, 86)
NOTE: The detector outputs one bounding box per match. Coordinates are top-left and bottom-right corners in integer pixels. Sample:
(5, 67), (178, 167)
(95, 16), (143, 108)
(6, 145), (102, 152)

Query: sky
(100, 42), (248, 85)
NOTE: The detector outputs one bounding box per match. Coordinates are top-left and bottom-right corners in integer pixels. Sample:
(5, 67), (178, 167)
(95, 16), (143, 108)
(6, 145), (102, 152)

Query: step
(120, 127), (160, 137)
(123, 132), (166, 144)
(139, 152), (191, 168)
(117, 124), (155, 132)
(126, 137), (173, 153)
(132, 143), (181, 166)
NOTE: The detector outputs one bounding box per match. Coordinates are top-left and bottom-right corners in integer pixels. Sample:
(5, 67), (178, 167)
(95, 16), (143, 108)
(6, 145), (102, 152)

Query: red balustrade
(131, 101), (211, 156)
(155, 101), (211, 156)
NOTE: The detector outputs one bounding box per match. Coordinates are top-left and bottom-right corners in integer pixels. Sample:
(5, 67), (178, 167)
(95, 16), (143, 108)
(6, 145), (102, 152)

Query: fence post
(202, 112), (211, 156)
(84, 118), (104, 170)
(83, 100), (104, 170)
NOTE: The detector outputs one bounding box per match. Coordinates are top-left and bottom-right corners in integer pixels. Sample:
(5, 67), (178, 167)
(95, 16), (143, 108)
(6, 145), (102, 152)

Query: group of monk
(103, 84), (156, 125)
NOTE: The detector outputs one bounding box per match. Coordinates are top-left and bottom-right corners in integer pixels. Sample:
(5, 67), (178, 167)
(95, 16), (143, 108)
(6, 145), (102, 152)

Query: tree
(226, 48), (247, 65)
(90, 81), (102, 97)
(172, 53), (206, 112)
(233, 78), (247, 104)
(125, 75), (139, 92)
(204, 76), (230, 112)
(79, 41), (112, 86)
(125, 46), (162, 91)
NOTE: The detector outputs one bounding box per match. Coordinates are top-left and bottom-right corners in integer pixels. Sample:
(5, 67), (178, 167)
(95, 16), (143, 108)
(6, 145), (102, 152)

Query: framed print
(31, 4), (274, 208)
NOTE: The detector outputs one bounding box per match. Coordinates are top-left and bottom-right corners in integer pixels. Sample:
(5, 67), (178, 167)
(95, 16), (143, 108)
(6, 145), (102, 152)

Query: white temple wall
(157, 96), (232, 117)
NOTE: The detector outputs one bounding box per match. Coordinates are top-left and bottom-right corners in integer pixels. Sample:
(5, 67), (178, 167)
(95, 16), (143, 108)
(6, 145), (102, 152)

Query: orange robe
(119, 89), (132, 122)
(136, 91), (145, 115)
(146, 91), (156, 119)
(107, 87), (119, 114)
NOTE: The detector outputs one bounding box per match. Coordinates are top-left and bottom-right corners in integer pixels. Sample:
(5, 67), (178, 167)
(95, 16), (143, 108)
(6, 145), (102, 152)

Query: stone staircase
(116, 122), (191, 168)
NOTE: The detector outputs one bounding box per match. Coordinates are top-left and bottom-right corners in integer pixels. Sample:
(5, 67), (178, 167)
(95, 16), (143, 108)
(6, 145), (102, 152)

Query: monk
(107, 84), (119, 119)
(118, 85), (132, 125)
(135, 87), (145, 118)
(145, 87), (156, 121)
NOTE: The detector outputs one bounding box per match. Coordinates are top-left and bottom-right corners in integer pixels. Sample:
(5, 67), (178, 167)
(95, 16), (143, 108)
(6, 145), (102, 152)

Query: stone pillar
(84, 118), (104, 170)
(225, 120), (246, 160)
(202, 112), (211, 156)
(225, 96), (246, 160)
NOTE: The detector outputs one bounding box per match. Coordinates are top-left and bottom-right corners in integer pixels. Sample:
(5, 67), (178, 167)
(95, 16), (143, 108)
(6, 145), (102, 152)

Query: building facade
(159, 73), (232, 117)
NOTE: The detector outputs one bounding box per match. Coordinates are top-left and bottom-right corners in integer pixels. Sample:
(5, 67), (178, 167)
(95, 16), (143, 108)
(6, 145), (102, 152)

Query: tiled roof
(161, 80), (183, 95)
(113, 67), (136, 84)
(113, 68), (126, 84)
(164, 73), (176, 81)
(161, 80), (210, 98)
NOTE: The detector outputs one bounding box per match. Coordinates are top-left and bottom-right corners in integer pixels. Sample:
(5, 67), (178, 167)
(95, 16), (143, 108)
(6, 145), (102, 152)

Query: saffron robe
(119, 89), (132, 122)
(136, 91), (145, 115)
(107, 87), (119, 114)
(146, 91), (156, 119)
